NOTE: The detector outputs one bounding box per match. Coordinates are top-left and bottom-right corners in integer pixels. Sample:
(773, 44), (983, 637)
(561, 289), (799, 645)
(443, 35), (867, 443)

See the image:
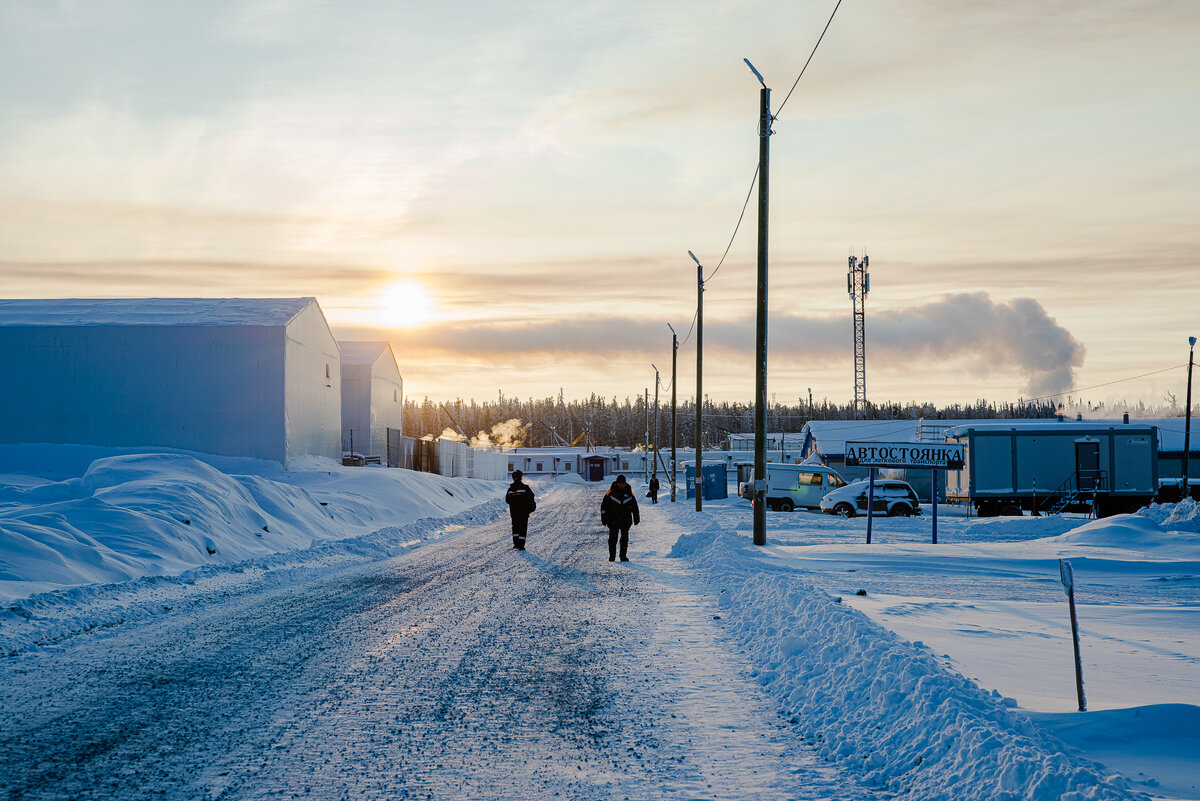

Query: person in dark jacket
(648, 475), (660, 504)
(505, 470), (536, 550)
(600, 474), (639, 562)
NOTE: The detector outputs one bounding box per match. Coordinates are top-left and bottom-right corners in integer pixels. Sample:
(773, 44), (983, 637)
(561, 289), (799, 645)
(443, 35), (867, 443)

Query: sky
(1, 0), (1198, 409)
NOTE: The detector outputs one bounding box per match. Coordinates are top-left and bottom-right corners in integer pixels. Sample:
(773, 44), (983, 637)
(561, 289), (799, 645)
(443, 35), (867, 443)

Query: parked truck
(943, 422), (1159, 517)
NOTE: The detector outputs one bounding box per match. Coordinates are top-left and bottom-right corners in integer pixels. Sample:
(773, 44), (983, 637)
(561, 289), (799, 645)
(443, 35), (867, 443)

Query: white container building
(338, 340), (404, 461)
(0, 297), (341, 465)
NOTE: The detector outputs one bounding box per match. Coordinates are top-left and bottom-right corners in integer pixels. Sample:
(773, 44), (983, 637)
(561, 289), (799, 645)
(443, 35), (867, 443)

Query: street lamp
(689, 250), (704, 512)
(667, 323), (678, 502)
(1184, 335), (1196, 499)
(651, 363), (660, 481)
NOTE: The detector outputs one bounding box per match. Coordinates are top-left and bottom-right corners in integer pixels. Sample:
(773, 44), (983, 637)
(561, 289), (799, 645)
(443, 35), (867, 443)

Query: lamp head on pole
(744, 58), (766, 87)
(688, 250), (701, 267)
(1190, 336), (1197, 349)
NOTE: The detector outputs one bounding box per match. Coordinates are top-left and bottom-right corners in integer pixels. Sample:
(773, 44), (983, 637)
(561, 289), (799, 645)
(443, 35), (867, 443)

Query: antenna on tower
(848, 250), (870, 419)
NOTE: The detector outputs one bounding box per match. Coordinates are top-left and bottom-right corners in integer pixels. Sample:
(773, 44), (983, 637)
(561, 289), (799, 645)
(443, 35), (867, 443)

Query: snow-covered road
(1, 484), (870, 800)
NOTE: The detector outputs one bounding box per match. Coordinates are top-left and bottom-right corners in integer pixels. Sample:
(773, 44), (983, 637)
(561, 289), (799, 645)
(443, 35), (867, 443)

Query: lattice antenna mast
(848, 253), (869, 419)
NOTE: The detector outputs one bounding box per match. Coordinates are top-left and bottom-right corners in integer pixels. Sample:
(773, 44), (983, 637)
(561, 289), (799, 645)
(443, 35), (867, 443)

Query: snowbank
(1138, 498), (1200, 535)
(1051, 511), (1200, 555)
(669, 528), (1148, 801)
(0, 446), (504, 603)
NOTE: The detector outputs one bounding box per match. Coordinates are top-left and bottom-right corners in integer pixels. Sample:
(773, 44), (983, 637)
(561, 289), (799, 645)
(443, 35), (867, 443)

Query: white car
(819, 479), (922, 517)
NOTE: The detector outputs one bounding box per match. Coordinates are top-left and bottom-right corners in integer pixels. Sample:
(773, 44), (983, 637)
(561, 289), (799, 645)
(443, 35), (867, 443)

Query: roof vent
(1123, 412), (1130, 424)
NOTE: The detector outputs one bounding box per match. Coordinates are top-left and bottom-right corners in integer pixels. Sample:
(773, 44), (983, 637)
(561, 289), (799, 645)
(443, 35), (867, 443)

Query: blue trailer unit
(685, 462), (728, 500)
(943, 422), (1158, 517)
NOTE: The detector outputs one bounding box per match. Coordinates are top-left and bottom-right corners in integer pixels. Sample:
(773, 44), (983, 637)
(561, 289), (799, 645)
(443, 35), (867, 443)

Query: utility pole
(651, 364), (660, 479)
(644, 387), (650, 484)
(668, 324), (678, 502)
(1185, 335), (1196, 498)
(747, 58), (771, 548)
(690, 250), (704, 511)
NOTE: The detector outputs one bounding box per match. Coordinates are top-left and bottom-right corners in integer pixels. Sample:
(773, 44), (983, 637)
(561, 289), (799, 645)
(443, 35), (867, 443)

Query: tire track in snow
(0, 484), (870, 800)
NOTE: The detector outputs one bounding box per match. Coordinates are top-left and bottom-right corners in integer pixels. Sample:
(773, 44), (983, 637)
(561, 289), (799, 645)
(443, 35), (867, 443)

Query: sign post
(1059, 559), (1087, 712)
(844, 441), (965, 545)
(865, 468), (876, 545)
(931, 469), (939, 545)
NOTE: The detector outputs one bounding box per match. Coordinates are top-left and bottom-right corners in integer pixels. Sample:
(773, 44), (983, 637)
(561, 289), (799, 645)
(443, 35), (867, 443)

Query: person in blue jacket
(600, 474), (640, 562)
(505, 470), (536, 550)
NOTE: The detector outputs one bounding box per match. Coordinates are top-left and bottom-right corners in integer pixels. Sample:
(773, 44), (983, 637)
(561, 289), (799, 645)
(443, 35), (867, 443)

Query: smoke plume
(471, 418), (528, 449)
(868, 293), (1086, 397)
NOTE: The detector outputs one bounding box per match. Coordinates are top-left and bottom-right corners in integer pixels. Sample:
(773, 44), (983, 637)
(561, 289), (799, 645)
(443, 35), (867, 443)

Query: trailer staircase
(1045, 470), (1107, 517)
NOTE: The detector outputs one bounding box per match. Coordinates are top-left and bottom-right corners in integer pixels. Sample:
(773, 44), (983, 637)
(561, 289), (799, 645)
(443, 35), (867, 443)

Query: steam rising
(868, 293), (1086, 397)
(471, 419), (528, 449)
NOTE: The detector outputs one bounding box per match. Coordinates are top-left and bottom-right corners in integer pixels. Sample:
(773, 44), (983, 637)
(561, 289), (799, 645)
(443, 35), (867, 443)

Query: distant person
(648, 475), (660, 504)
(600, 474), (640, 562)
(505, 470), (536, 550)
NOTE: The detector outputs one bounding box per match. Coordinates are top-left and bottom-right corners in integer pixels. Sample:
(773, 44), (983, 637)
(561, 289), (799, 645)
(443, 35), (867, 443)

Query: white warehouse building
(339, 340), (404, 460)
(0, 297), (342, 465)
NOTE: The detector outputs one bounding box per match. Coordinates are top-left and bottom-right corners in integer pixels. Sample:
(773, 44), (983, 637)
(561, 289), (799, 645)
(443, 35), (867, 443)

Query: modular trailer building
(943, 421), (1158, 517)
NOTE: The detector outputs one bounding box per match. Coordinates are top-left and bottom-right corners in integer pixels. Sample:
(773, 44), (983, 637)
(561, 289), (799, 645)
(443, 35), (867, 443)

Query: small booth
(685, 462), (728, 500)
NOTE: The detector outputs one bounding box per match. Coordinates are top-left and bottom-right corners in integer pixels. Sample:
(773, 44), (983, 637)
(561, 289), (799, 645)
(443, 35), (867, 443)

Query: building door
(1075, 441), (1101, 492)
(587, 459), (606, 482)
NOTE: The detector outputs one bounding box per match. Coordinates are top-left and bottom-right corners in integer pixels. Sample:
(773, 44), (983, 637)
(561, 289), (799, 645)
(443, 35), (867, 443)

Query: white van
(739, 463), (848, 512)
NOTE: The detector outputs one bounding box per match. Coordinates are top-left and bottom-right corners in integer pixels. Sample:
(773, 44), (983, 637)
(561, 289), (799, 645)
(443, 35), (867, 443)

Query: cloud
(337, 292), (1085, 399)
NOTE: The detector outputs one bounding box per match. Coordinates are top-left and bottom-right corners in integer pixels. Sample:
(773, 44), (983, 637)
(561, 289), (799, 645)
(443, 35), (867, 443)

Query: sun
(374, 281), (437, 329)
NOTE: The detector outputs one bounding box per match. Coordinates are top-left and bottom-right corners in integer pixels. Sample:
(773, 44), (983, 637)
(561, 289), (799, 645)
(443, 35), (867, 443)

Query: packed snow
(1, 446), (1197, 800)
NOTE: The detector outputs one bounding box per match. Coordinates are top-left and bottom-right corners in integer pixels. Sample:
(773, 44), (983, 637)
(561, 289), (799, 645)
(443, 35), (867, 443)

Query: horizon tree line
(401, 392), (1099, 450)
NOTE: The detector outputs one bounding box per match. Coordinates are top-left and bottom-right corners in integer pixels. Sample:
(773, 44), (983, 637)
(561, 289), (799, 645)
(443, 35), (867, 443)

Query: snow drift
(669, 528), (1147, 801)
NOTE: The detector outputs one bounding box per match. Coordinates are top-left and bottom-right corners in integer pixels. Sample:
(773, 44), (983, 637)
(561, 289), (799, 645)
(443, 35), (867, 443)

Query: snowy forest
(403, 392), (1196, 450)
(403, 393), (1070, 450)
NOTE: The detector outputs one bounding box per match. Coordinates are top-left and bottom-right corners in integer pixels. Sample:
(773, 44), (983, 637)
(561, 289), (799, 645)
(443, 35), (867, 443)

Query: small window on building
(536, 462), (543, 471)
(508, 464), (514, 472)
(622, 461), (629, 470)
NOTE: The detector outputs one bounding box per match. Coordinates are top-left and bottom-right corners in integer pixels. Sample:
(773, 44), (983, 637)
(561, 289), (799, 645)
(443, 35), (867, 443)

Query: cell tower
(847, 253), (869, 419)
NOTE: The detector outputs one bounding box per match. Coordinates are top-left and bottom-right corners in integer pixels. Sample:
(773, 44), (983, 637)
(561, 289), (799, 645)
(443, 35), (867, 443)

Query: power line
(774, 0), (845, 120)
(1023, 364), (1187, 403)
(705, 164), (759, 283)
(677, 307), (699, 348)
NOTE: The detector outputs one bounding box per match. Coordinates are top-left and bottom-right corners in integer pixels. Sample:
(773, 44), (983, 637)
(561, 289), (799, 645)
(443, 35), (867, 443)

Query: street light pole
(747, 58), (772, 548)
(690, 250), (704, 511)
(644, 386), (649, 484)
(1184, 335), (1196, 499)
(651, 364), (660, 480)
(668, 323), (678, 502)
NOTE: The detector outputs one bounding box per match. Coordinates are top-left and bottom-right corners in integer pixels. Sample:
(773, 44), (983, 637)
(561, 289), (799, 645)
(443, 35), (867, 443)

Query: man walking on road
(648, 475), (660, 504)
(600, 474), (639, 562)
(505, 470), (536, 550)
